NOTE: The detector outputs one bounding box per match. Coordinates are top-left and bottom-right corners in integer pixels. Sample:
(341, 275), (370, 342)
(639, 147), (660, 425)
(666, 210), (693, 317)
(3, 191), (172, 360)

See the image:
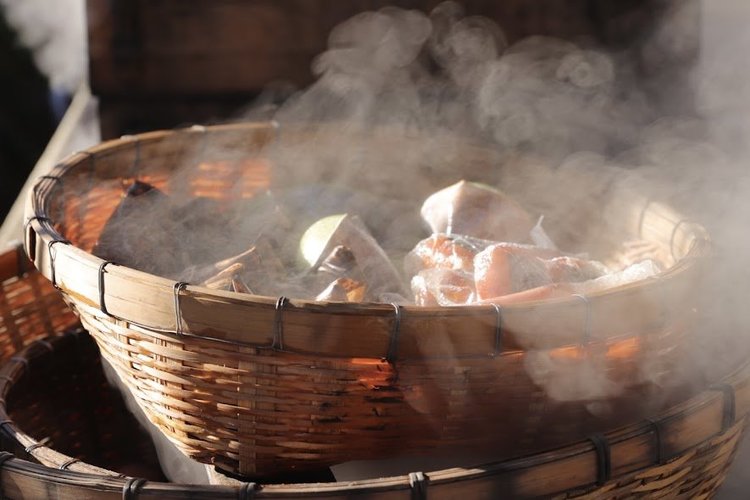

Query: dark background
(0, 12), (56, 223)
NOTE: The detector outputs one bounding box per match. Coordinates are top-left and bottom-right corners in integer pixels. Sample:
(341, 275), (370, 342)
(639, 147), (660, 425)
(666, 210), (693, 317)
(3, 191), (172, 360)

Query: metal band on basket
(47, 238), (70, 290)
(99, 261), (116, 317)
(646, 418), (665, 465)
(238, 482), (258, 500)
(9, 356), (28, 369)
(33, 339), (54, 352)
(408, 471), (428, 500)
(273, 296), (289, 350)
(24, 439), (49, 455)
(59, 458), (80, 470)
(670, 219), (690, 261)
(122, 477), (147, 500)
(710, 383), (737, 432)
(386, 303), (402, 363)
(572, 294), (592, 345)
(173, 282), (189, 336)
(587, 433), (611, 486)
(491, 303), (503, 357)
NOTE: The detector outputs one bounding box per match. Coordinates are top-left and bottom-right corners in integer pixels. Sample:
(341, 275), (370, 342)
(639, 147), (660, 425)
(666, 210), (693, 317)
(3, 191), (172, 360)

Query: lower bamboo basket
(0, 242), (78, 360)
(0, 329), (747, 499)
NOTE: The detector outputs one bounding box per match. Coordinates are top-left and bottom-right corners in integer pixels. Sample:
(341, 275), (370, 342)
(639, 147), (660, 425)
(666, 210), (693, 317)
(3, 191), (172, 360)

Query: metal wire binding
(34, 339), (54, 352)
(24, 438), (49, 454)
(408, 471), (428, 500)
(48, 238), (70, 290)
(572, 294), (592, 345)
(669, 219), (690, 262)
(587, 433), (611, 486)
(386, 303), (402, 363)
(645, 418), (665, 464)
(173, 282), (189, 336)
(122, 477), (147, 500)
(9, 357), (28, 369)
(273, 296), (289, 350)
(59, 458), (80, 470)
(491, 303), (503, 357)
(238, 482), (258, 500)
(24, 215), (50, 232)
(709, 383), (737, 432)
(99, 261), (116, 317)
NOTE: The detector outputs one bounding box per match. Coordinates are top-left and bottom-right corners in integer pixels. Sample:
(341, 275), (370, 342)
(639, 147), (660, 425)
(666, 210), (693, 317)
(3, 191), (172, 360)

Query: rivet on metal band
(710, 383), (737, 432)
(99, 261), (116, 317)
(122, 477), (147, 500)
(238, 482), (258, 500)
(408, 471), (428, 500)
(273, 296), (289, 350)
(491, 303), (503, 357)
(59, 458), (80, 470)
(572, 294), (592, 345)
(386, 303), (402, 363)
(173, 282), (189, 336)
(587, 433), (611, 486)
(646, 418), (665, 464)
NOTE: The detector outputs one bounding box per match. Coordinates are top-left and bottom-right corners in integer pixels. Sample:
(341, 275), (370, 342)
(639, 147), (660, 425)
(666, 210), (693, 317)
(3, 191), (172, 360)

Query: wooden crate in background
(86, 0), (698, 138)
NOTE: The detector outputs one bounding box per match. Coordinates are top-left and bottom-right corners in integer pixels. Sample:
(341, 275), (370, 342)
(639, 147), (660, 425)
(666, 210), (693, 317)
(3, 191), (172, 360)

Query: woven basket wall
(0, 244), (77, 360)
(25, 122), (711, 476)
(0, 330), (746, 499)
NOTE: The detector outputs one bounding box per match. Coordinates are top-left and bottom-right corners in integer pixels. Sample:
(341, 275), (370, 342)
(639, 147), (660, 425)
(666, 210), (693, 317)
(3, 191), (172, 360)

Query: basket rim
(0, 329), (746, 498)
(23, 122), (712, 356)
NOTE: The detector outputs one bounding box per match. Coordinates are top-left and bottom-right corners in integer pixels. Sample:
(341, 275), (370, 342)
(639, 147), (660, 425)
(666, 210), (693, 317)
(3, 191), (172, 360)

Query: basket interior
(44, 124), (700, 268)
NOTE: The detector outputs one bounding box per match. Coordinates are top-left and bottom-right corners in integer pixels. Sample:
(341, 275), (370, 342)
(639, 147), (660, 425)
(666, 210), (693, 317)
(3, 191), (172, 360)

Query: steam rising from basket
(24, 123), (709, 476)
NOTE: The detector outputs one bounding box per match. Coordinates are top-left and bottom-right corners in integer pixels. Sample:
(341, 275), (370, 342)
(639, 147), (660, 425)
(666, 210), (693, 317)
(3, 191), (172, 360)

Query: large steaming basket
(24, 123), (709, 476)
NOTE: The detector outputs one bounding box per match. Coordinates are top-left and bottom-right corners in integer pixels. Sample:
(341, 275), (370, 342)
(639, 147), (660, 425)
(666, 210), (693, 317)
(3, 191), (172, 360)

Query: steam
(68, 0), (750, 482)
(0, 0), (86, 92)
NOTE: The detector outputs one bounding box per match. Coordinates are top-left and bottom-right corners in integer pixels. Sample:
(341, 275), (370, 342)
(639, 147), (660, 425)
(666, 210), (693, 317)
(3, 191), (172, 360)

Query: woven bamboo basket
(0, 243), (78, 358)
(0, 330), (747, 499)
(24, 122), (710, 476)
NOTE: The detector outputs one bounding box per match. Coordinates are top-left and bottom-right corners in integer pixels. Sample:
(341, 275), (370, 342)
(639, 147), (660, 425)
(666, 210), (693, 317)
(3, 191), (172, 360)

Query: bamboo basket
(24, 122), (710, 476)
(0, 330), (747, 499)
(0, 243), (78, 359)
